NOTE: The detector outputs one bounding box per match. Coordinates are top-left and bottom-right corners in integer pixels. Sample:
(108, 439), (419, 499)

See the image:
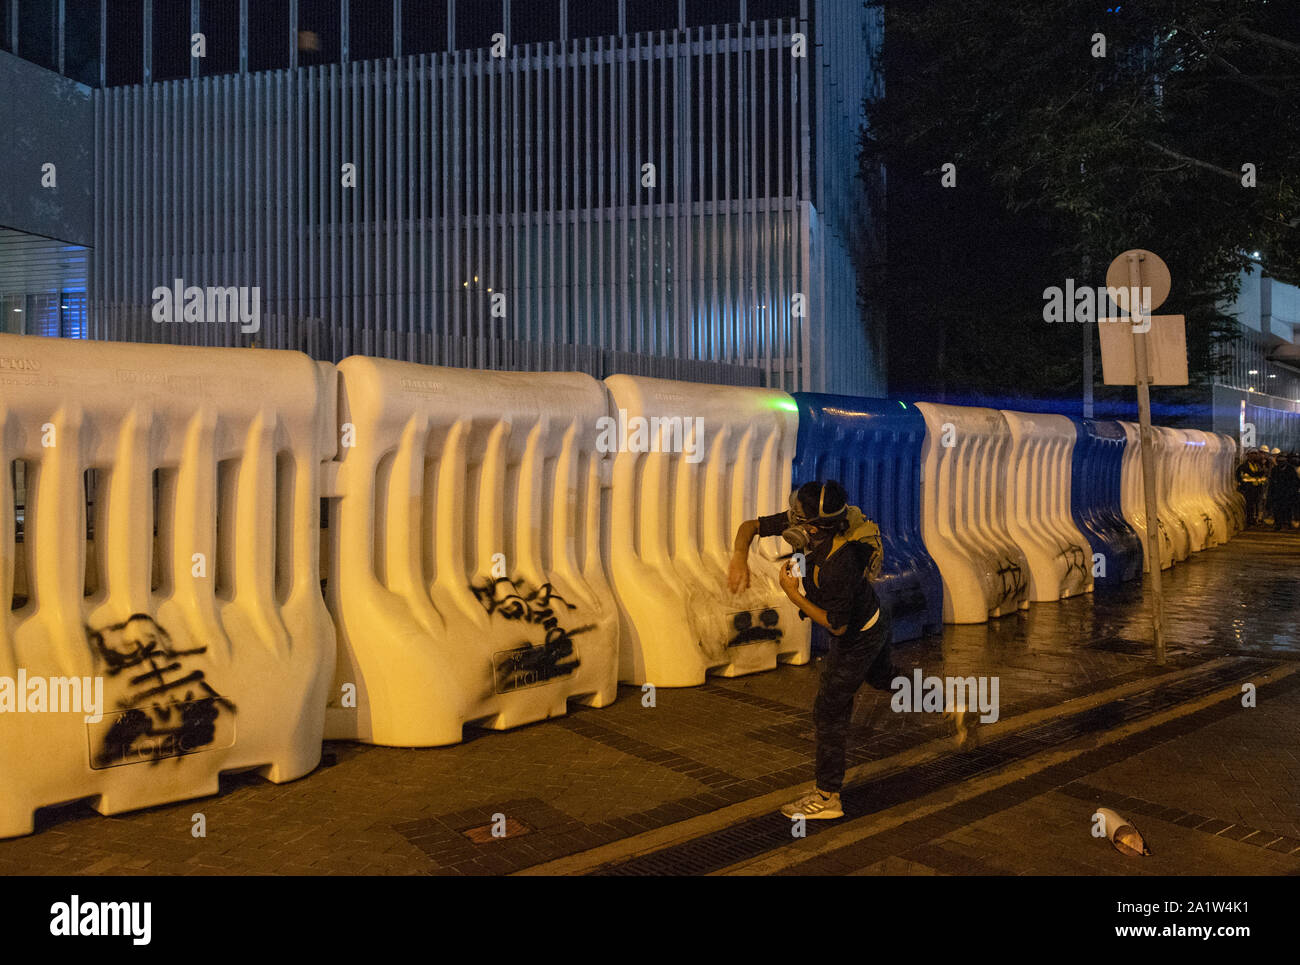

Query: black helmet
(783, 481), (850, 550)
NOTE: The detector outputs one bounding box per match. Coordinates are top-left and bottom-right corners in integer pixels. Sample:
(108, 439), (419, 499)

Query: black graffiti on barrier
(1057, 541), (1090, 586)
(471, 578), (591, 693)
(727, 608), (782, 647)
(995, 559), (1027, 608)
(88, 614), (235, 767)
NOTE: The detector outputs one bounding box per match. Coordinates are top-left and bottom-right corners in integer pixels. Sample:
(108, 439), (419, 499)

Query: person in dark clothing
(1236, 450), (1269, 525)
(1269, 455), (1299, 531)
(728, 480), (892, 820)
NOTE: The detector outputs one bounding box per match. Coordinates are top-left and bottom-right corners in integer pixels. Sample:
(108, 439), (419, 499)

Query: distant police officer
(1236, 450), (1268, 526)
(729, 480), (891, 820)
(1269, 453), (1300, 531)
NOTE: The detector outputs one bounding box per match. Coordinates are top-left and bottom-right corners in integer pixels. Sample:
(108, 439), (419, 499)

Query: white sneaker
(949, 705), (980, 750)
(780, 788), (843, 819)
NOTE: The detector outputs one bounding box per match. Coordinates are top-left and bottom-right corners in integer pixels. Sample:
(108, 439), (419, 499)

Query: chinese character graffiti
(87, 614), (235, 767)
(470, 578), (590, 693)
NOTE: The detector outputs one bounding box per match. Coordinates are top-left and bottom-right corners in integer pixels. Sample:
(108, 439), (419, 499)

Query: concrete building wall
(0, 50), (93, 246)
(1225, 267), (1300, 344)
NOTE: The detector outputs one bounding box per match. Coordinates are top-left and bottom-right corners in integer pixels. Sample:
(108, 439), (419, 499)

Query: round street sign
(1105, 249), (1171, 313)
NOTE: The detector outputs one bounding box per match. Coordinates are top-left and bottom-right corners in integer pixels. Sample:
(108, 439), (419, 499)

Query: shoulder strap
(827, 505), (883, 580)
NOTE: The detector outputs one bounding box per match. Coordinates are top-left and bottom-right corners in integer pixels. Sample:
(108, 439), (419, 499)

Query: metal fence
(89, 20), (858, 390)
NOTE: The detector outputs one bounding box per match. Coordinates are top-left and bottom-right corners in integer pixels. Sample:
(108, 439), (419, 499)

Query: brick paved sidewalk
(0, 528), (1295, 875)
(757, 668), (1300, 876)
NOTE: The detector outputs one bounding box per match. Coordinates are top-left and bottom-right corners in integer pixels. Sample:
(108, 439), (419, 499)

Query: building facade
(1213, 263), (1300, 451)
(0, 0), (885, 394)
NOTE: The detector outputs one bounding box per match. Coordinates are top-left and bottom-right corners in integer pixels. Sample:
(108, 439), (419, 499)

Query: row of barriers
(1115, 423), (1245, 571)
(0, 334), (1243, 836)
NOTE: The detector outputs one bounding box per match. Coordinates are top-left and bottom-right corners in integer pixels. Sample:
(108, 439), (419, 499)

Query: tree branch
(1184, 73), (1285, 98)
(1143, 140), (1251, 183)
(1233, 24), (1300, 58)
(1143, 146), (1295, 228)
(1171, 22), (1284, 99)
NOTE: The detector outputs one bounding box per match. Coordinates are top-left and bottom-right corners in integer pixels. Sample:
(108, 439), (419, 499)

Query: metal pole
(1082, 254), (1094, 418)
(1128, 251), (1166, 665)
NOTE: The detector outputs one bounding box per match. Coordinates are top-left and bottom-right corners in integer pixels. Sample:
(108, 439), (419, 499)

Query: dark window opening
(83, 468), (99, 598)
(510, 0), (558, 46)
(11, 460), (29, 609)
(59, 290), (88, 338)
(248, 0), (291, 71)
(199, 0), (241, 76)
(349, 0), (393, 61)
(27, 293), (59, 336)
(274, 453), (293, 604)
(152, 0), (192, 82)
(18, 0), (58, 70)
(567, 0), (617, 40)
(626, 2), (676, 35)
(152, 468), (176, 595)
(454, 0), (502, 51)
(687, 0), (739, 28)
(299, 0), (341, 65)
(105, 0), (144, 86)
(746, 0), (800, 22)
(215, 458), (238, 600)
(64, 0), (101, 85)
(402, 0), (448, 55)
(12, 459), (27, 540)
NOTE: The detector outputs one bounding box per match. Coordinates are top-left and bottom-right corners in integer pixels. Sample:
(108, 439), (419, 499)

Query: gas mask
(781, 489), (837, 552)
(781, 520), (821, 553)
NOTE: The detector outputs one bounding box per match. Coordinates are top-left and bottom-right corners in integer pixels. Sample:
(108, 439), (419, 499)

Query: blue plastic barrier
(1069, 418), (1143, 586)
(792, 393), (944, 644)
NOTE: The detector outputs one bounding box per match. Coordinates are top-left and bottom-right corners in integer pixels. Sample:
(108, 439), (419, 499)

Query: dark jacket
(758, 512), (881, 633)
(1268, 463), (1299, 502)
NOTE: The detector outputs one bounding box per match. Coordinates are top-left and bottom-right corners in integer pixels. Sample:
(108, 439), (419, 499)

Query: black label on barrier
(88, 698), (237, 769)
(492, 642), (581, 694)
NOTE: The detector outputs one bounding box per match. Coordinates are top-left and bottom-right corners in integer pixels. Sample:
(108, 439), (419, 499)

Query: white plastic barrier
(1118, 421), (1189, 570)
(1000, 411), (1093, 601)
(1224, 434), (1246, 534)
(1184, 430), (1235, 549)
(1166, 429), (1212, 553)
(1163, 428), (1248, 552)
(915, 404), (1030, 623)
(1119, 421), (1168, 570)
(0, 333), (335, 839)
(1193, 431), (1231, 546)
(1208, 433), (1246, 537)
(325, 358), (618, 746)
(604, 375), (806, 687)
(1154, 427), (1192, 561)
